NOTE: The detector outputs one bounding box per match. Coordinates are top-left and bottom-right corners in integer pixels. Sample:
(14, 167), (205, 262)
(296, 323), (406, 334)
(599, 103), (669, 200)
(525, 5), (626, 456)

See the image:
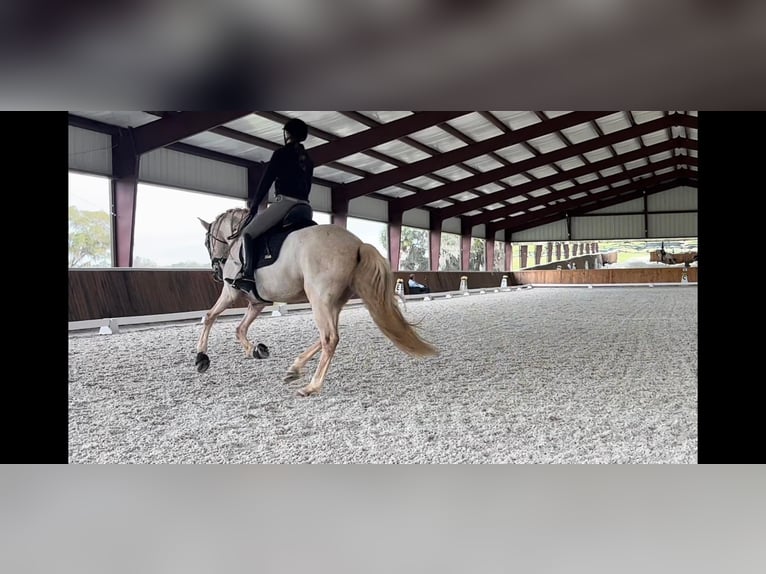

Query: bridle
(205, 209), (249, 283)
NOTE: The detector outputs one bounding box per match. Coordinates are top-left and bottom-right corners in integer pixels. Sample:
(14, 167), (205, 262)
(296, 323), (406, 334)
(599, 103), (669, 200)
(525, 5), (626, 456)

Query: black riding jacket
(250, 142), (314, 214)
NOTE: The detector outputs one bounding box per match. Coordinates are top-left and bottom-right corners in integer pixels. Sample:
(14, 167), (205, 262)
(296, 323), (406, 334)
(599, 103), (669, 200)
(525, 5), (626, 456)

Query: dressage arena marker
(395, 278), (405, 298)
(460, 275), (469, 295)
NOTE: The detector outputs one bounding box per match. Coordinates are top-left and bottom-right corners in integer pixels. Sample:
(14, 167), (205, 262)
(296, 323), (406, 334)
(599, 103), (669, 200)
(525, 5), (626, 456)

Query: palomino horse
(197, 207), (438, 396)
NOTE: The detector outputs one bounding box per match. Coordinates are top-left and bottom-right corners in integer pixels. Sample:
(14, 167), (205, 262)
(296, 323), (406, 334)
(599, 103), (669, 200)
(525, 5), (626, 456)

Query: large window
(313, 211), (331, 225)
(69, 172), (112, 268)
(493, 241), (505, 271)
(348, 217), (387, 258)
(134, 184), (244, 267)
(439, 232), (460, 270)
(469, 238), (486, 271)
(398, 226), (430, 271)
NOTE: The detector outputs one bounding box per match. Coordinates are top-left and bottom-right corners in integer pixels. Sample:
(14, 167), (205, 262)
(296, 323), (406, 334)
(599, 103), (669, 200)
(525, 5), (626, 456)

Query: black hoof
(195, 352), (210, 373)
(254, 343), (270, 359)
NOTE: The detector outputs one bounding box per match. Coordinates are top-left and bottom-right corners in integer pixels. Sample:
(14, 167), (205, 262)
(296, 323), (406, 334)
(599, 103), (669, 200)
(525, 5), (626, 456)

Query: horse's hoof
(195, 352), (210, 373)
(283, 370), (302, 383)
(254, 343), (270, 359)
(297, 387), (318, 397)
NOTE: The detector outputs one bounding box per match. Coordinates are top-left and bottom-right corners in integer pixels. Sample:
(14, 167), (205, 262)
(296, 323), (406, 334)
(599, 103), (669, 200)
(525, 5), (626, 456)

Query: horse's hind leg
(297, 301), (342, 397)
(236, 303), (268, 358)
(284, 341), (322, 382)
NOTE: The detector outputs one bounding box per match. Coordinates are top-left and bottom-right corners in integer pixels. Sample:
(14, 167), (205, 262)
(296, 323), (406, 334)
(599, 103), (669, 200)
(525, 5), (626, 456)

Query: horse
(197, 206), (438, 396)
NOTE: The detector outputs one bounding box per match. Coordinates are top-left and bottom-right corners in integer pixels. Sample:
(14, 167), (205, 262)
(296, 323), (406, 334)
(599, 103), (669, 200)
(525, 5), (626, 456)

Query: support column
(111, 128), (139, 268)
(546, 241), (553, 263)
(563, 243), (570, 259)
(388, 206), (403, 270)
(573, 243), (579, 257)
(460, 219), (472, 271)
(520, 245), (528, 269)
(331, 187), (348, 228)
(429, 215), (442, 271)
(555, 242), (561, 261)
(504, 230), (513, 272)
(534, 244), (543, 265)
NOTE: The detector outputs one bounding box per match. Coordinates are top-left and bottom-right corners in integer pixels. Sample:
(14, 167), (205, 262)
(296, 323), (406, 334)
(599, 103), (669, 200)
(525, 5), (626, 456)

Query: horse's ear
(198, 217), (211, 232)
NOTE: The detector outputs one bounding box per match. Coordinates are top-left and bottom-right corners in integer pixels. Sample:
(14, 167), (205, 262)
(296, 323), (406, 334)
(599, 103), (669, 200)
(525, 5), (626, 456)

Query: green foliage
(68, 206), (111, 267)
(439, 233), (460, 270)
(380, 226), (431, 270)
(469, 238), (485, 271)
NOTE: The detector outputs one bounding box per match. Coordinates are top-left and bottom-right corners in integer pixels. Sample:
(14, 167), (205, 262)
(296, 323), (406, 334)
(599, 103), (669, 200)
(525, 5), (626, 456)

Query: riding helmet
(283, 117), (309, 142)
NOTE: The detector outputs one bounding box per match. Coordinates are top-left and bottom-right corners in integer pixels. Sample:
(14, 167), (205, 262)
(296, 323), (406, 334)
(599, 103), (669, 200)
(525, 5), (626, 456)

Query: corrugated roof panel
(404, 176), (442, 189)
(377, 187), (414, 199)
(226, 115), (287, 144)
(559, 121), (599, 143)
(460, 155), (506, 172)
(590, 185), (610, 194)
(490, 111), (540, 131)
(494, 143), (536, 162)
(475, 182), (504, 193)
(463, 210), (483, 217)
(525, 165), (558, 179)
(407, 125), (466, 152)
(612, 139), (641, 154)
(450, 191), (480, 201)
(313, 166), (362, 183)
(282, 111), (368, 136)
(528, 204), (546, 212)
(686, 127), (698, 139)
(640, 130), (668, 147)
(567, 192), (589, 201)
(484, 203), (507, 210)
(633, 111), (665, 124)
(653, 166), (675, 177)
(446, 112), (505, 140)
(595, 112), (631, 134)
(433, 165), (474, 180)
(555, 156), (586, 170)
(180, 132), (271, 162)
(648, 151), (673, 163)
(599, 165), (624, 178)
(358, 111), (413, 123)
(528, 189), (552, 198)
(527, 133), (567, 153)
(507, 195), (528, 204)
(575, 173), (599, 184)
(74, 111), (158, 127)
(371, 139), (431, 162)
(502, 173), (531, 186)
(542, 111), (570, 119)
(624, 158), (648, 170)
(425, 199), (454, 208)
(338, 152), (397, 173)
(551, 180), (574, 191)
(582, 148), (612, 163)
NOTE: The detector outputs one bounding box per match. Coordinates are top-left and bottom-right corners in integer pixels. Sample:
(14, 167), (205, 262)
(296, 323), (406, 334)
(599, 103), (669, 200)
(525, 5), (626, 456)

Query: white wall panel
(590, 196), (644, 214)
(308, 184), (331, 213)
(402, 208), (430, 229)
(349, 195), (387, 220)
(572, 215), (644, 239)
(68, 126), (112, 175)
(511, 219), (568, 242)
(442, 217), (461, 234)
(648, 212), (697, 237)
(647, 186), (697, 211)
(139, 148), (246, 198)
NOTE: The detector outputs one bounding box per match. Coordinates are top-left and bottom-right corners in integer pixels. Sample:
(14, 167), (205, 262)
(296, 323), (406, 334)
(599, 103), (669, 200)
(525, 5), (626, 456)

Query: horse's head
(200, 208), (249, 283)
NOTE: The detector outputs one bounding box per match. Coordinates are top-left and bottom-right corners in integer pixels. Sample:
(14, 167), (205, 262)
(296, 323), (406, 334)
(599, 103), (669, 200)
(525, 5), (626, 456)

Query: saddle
(241, 203), (317, 272)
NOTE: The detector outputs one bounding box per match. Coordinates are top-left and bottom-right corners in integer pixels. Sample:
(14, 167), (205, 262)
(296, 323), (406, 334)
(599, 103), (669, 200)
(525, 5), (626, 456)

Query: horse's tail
(352, 243), (438, 358)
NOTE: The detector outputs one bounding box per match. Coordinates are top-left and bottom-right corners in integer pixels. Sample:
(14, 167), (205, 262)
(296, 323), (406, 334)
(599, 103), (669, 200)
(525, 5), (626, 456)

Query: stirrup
(233, 277), (256, 294)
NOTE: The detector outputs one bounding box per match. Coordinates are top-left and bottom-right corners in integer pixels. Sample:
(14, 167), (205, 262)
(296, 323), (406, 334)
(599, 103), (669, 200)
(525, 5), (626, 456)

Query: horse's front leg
(284, 340), (322, 382)
(196, 287), (240, 372)
(236, 302), (268, 358)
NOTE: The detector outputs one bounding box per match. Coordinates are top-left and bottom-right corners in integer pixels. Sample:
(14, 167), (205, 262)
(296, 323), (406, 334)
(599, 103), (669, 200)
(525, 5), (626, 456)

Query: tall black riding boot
(234, 234), (257, 295)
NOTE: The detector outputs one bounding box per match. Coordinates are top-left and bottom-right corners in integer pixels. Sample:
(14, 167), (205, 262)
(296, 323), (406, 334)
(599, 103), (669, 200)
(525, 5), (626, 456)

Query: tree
(439, 233), (460, 270)
(493, 241), (505, 271)
(469, 238), (485, 271)
(68, 206), (111, 267)
(379, 226), (430, 270)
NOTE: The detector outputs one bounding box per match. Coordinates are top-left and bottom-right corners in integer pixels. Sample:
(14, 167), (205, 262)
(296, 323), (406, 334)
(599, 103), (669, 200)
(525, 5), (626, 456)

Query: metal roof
(69, 110), (698, 235)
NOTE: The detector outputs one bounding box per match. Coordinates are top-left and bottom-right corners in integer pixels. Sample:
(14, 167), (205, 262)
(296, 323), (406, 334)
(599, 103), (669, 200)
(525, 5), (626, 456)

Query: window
(133, 184), (245, 267)
(347, 217), (388, 258)
(398, 226), (430, 271)
(440, 232), (460, 270)
(69, 172), (112, 268)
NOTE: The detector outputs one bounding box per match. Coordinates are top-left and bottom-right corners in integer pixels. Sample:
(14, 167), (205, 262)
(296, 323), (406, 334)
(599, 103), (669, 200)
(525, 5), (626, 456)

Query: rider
(228, 117), (314, 296)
